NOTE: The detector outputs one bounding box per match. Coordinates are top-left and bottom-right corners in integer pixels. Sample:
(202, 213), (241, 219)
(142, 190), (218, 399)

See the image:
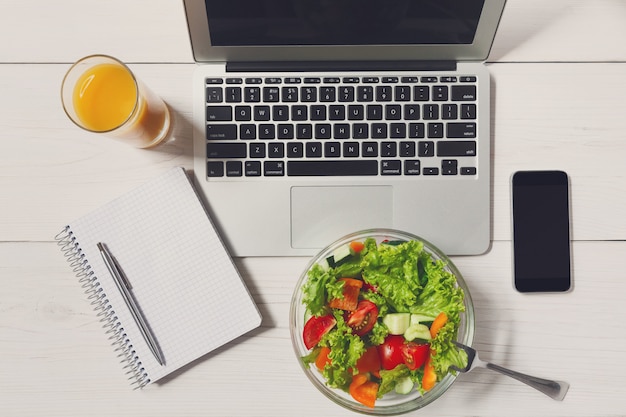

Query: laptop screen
(205, 0), (485, 47)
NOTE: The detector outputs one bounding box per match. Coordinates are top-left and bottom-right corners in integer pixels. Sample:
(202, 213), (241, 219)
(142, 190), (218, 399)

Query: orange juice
(62, 55), (170, 148)
(72, 63), (137, 132)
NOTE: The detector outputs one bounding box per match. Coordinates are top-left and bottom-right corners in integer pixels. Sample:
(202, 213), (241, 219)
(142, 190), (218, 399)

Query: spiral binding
(55, 226), (151, 389)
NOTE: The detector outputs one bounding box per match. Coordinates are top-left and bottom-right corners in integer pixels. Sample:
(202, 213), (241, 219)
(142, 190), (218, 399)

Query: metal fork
(451, 342), (570, 401)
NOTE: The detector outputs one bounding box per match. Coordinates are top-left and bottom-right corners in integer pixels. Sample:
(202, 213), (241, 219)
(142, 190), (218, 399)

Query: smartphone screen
(511, 171), (571, 292)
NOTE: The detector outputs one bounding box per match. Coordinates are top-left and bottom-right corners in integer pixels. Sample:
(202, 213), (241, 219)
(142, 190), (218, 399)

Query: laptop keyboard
(204, 75), (478, 178)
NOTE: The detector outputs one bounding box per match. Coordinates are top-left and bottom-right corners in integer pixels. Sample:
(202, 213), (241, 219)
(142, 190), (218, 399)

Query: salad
(299, 237), (468, 408)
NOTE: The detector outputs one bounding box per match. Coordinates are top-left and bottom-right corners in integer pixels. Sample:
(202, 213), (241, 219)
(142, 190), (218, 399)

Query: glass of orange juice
(61, 55), (171, 148)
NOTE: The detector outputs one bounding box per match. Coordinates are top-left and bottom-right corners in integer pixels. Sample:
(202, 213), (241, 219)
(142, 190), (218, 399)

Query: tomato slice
(303, 314), (336, 350)
(349, 240), (366, 254)
(355, 346), (381, 377)
(401, 342), (430, 370)
(377, 335), (405, 370)
(349, 373), (379, 408)
(328, 278), (363, 311)
(346, 300), (378, 336)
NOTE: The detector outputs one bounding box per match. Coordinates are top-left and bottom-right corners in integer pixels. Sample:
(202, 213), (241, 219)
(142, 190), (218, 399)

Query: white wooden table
(1, 1), (626, 416)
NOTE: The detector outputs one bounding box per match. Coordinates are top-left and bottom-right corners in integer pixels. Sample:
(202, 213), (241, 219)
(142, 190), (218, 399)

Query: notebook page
(67, 167), (261, 384)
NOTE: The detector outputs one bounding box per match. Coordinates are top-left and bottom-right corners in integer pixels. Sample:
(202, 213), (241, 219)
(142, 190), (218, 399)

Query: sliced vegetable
(349, 240), (366, 254)
(394, 376), (414, 395)
(332, 243), (352, 265)
(429, 312), (449, 339)
(410, 313), (436, 325)
(349, 373), (379, 408)
(422, 354), (437, 391)
(355, 345), (381, 377)
(303, 314), (337, 350)
(315, 346), (332, 371)
(346, 300), (378, 336)
(328, 278), (363, 311)
(377, 335), (405, 370)
(404, 323), (431, 342)
(401, 342), (430, 371)
(382, 313), (411, 335)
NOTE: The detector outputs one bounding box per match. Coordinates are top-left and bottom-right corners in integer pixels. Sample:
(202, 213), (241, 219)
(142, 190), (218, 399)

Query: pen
(97, 242), (166, 366)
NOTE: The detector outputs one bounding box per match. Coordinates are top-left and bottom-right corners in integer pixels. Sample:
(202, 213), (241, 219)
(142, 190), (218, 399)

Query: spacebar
(288, 160), (378, 176)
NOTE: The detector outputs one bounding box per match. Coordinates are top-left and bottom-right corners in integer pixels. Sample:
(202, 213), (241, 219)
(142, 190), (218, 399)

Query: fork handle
(485, 362), (569, 401)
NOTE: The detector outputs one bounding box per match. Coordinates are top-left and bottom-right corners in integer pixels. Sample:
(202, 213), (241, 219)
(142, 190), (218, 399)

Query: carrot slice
(328, 278), (363, 311)
(315, 346), (332, 371)
(422, 354), (437, 391)
(429, 312), (448, 339)
(349, 373), (379, 408)
(349, 240), (366, 254)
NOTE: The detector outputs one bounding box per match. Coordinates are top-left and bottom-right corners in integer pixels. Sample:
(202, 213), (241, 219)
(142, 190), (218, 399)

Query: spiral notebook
(55, 167), (262, 388)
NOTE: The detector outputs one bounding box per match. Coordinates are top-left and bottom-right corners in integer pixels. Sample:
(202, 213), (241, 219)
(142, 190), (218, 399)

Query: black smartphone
(511, 170), (571, 292)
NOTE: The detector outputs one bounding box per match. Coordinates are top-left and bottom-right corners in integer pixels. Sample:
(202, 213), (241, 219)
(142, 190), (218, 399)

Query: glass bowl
(289, 229), (475, 415)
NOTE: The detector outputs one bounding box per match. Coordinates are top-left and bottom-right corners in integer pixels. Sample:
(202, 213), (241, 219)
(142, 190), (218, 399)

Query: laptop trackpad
(291, 186), (393, 249)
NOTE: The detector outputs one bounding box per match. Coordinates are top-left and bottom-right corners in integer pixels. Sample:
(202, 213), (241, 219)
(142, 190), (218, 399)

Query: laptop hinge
(226, 61), (456, 73)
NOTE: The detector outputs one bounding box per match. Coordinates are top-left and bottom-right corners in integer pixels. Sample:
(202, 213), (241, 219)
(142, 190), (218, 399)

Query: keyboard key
(441, 159), (458, 175)
(288, 160), (378, 176)
(287, 142), (304, 158)
(277, 124), (294, 139)
(254, 106), (271, 121)
(301, 87), (317, 102)
(245, 78), (262, 84)
(418, 141), (435, 157)
(437, 141), (477, 156)
(268, 142), (285, 158)
(207, 142), (246, 158)
(433, 86), (448, 101)
(427, 122), (444, 138)
(206, 106), (232, 121)
(249, 143), (266, 158)
(244, 87), (261, 102)
(367, 105), (383, 120)
(320, 87), (336, 102)
(226, 161), (243, 177)
(348, 105), (365, 120)
(245, 161), (262, 176)
(292, 105), (308, 121)
(324, 142), (341, 157)
(297, 123), (313, 139)
(239, 124), (256, 140)
(311, 105), (327, 121)
(399, 141), (416, 157)
(423, 167), (439, 175)
(273, 105), (289, 121)
(282, 87), (299, 102)
(447, 122), (477, 138)
(372, 123), (388, 139)
(376, 86), (392, 101)
(263, 87), (280, 102)
(316, 124), (332, 139)
(409, 123), (425, 138)
(357, 86), (374, 101)
(461, 167), (477, 175)
(451, 85), (477, 101)
(339, 86), (355, 102)
(329, 105), (346, 120)
(461, 104), (477, 119)
(404, 104), (420, 120)
(264, 161), (285, 176)
(381, 160), (401, 175)
(385, 105), (402, 120)
(306, 142), (323, 157)
(206, 86), (223, 103)
(442, 104), (458, 120)
(362, 142), (378, 157)
(206, 78), (224, 84)
(226, 78), (243, 84)
(234, 105), (251, 121)
(207, 161), (224, 177)
(380, 141), (396, 157)
(334, 124), (350, 139)
(405, 160), (421, 175)
(353, 123), (369, 139)
(343, 142), (360, 157)
(395, 86), (411, 101)
(390, 123), (406, 138)
(226, 87), (242, 103)
(259, 124), (275, 139)
(423, 104), (439, 120)
(207, 124), (236, 140)
(414, 86), (429, 101)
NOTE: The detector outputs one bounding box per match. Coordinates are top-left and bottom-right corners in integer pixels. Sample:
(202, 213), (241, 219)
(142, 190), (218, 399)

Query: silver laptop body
(184, 0), (506, 257)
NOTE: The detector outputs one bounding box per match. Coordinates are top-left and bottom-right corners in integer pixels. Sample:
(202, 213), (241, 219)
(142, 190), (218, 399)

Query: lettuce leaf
(360, 239), (425, 313)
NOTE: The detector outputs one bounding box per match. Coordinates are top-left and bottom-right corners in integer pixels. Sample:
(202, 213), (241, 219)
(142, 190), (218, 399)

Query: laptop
(183, 0), (506, 257)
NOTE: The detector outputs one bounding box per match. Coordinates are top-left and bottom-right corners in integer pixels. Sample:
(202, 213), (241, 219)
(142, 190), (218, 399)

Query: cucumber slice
(410, 313), (436, 326)
(382, 313), (411, 335)
(404, 323), (431, 342)
(394, 376), (414, 395)
(332, 244), (352, 265)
